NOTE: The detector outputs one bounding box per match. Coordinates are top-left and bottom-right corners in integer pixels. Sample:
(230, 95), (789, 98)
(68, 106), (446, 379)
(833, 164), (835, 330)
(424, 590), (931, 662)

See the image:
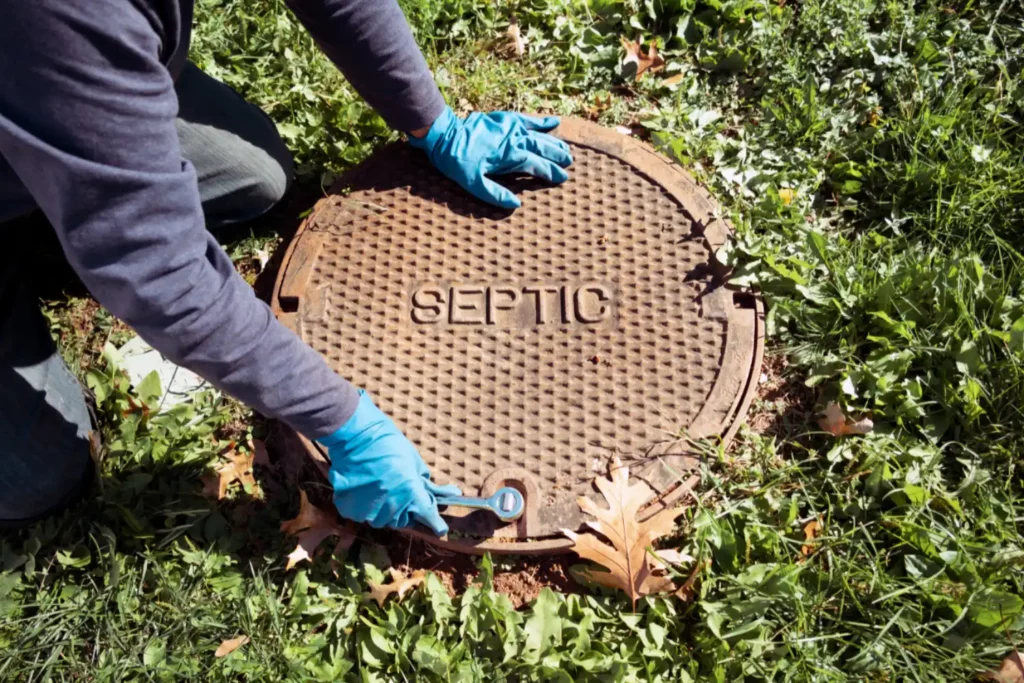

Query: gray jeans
(0, 64), (293, 523)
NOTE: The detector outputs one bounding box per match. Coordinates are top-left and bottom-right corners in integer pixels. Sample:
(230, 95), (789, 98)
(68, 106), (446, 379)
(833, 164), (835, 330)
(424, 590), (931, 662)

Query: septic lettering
(410, 283), (616, 327)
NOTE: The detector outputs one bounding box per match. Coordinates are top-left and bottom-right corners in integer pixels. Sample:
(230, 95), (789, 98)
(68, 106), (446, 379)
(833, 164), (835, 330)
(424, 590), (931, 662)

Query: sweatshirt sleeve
(285, 0), (446, 132)
(0, 0), (358, 439)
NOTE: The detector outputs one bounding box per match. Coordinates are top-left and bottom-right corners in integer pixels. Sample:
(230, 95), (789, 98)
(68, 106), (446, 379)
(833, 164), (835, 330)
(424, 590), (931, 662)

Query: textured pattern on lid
(295, 138), (726, 537)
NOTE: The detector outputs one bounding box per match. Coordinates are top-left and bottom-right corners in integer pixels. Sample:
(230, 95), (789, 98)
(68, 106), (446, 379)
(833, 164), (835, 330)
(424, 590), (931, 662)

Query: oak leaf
(620, 37), (665, 81)
(367, 568), (426, 607)
(280, 490), (355, 570)
(818, 402), (873, 437)
(984, 652), (1024, 682)
(201, 450), (257, 500)
(563, 457), (687, 608)
(214, 635), (249, 658)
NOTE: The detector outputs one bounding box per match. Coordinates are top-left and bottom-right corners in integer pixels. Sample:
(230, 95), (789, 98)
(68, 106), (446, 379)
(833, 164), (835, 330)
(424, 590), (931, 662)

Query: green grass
(3, 0), (1023, 680)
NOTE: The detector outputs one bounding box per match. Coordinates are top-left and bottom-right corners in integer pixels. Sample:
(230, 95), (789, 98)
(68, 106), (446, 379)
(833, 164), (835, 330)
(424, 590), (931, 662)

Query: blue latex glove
(408, 106), (573, 209)
(317, 390), (460, 535)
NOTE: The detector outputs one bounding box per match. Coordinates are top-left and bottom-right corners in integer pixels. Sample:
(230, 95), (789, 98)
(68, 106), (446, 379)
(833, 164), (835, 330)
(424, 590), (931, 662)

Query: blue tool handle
(435, 487), (525, 521)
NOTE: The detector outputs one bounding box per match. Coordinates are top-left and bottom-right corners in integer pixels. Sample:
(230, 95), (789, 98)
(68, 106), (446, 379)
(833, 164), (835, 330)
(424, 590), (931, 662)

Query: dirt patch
(385, 534), (581, 608)
(746, 351), (816, 440)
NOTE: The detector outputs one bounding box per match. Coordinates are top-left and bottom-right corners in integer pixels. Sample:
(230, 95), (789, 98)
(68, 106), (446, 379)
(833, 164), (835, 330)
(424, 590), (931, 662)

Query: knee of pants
(185, 126), (295, 227)
(174, 62), (297, 227)
(244, 143), (294, 215)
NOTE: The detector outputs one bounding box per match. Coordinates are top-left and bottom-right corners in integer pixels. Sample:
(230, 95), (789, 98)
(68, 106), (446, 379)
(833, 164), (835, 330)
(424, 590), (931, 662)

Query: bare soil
(746, 351), (816, 440)
(386, 535), (582, 608)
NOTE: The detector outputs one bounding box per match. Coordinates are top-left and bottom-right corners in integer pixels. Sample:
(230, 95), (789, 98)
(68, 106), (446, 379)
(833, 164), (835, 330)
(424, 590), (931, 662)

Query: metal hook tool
(435, 487), (525, 522)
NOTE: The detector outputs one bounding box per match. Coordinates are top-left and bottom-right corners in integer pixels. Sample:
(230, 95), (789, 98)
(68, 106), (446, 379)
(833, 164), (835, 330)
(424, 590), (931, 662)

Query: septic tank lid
(271, 119), (763, 555)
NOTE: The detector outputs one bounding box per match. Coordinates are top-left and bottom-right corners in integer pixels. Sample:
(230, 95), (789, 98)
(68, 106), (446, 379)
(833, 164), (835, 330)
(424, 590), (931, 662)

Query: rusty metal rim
(724, 295), (766, 445)
(401, 529), (577, 556)
(270, 119), (764, 555)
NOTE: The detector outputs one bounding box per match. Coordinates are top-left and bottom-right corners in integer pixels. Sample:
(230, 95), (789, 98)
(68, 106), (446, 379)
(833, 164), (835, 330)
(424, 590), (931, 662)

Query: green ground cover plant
(2, 0), (1022, 680)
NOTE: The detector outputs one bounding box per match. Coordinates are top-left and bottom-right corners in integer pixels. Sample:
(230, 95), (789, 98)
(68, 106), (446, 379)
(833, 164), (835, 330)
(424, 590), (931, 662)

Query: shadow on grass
(0, 427), (317, 586)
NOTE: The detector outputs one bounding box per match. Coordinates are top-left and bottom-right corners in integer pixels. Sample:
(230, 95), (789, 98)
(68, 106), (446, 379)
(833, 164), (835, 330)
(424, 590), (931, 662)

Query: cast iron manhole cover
(272, 119), (763, 554)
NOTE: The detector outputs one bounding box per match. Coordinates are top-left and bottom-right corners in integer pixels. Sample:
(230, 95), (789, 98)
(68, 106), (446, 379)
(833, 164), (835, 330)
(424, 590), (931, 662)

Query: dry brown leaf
(214, 635), (249, 658)
(201, 450), (256, 500)
(584, 93), (613, 119)
(88, 430), (103, 463)
(662, 73), (686, 88)
(620, 36), (665, 81)
(507, 17), (525, 58)
(280, 490), (355, 570)
(818, 402), (874, 437)
(799, 519), (821, 559)
(563, 457), (687, 608)
(367, 568), (426, 607)
(985, 652), (1024, 683)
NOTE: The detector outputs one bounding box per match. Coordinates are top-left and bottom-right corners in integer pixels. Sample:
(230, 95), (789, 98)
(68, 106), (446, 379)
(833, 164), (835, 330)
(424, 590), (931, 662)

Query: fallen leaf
(563, 457), (687, 608)
(280, 489), (337, 535)
(584, 94), (613, 118)
(662, 73), (686, 88)
(201, 450), (256, 500)
(214, 635), (249, 658)
(818, 402), (874, 437)
(779, 187), (796, 205)
(620, 37), (665, 81)
(280, 490), (356, 570)
(799, 519), (821, 559)
(367, 568), (426, 607)
(985, 652), (1024, 682)
(88, 431), (103, 464)
(507, 17), (525, 58)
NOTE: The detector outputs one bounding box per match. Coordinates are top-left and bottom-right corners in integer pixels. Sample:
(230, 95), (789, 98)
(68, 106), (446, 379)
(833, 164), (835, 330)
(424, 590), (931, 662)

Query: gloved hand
(317, 390), (460, 535)
(408, 106), (573, 209)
